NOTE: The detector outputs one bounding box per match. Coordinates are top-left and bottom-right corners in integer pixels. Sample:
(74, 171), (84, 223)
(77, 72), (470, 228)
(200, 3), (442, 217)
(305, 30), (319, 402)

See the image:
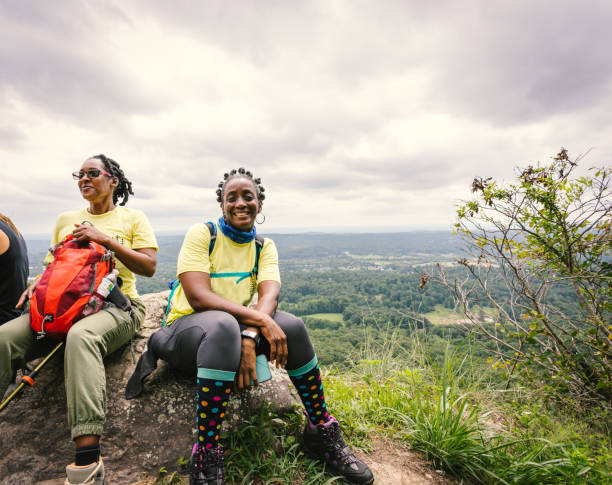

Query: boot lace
(192, 446), (225, 483)
(319, 421), (358, 465)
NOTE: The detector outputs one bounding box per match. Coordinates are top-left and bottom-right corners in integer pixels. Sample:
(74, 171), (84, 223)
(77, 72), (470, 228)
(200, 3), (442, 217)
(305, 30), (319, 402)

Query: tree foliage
(441, 149), (611, 405)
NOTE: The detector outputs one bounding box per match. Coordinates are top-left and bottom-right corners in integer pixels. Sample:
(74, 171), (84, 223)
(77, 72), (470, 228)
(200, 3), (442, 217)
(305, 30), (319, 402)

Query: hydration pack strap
(161, 279), (180, 327)
(206, 220), (264, 283)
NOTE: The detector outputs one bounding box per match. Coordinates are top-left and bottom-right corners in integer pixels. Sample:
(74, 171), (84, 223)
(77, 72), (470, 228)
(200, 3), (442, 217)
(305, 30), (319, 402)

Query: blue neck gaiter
(218, 216), (256, 244)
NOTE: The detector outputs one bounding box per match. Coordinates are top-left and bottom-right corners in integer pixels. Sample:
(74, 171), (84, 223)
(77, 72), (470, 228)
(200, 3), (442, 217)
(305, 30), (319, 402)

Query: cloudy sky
(2, 1), (611, 236)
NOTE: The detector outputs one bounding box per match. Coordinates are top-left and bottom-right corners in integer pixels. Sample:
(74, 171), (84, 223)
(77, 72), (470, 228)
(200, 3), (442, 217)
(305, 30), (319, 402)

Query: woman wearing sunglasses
(0, 155), (158, 485)
(127, 168), (373, 485)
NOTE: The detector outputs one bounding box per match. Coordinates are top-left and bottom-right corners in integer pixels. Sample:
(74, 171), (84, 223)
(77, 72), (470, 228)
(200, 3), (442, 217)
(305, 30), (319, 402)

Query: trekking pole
(0, 341), (64, 413)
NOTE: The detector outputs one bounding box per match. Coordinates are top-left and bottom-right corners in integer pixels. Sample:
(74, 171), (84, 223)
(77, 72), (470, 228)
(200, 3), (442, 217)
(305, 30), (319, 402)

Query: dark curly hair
(216, 168), (265, 205)
(91, 154), (134, 206)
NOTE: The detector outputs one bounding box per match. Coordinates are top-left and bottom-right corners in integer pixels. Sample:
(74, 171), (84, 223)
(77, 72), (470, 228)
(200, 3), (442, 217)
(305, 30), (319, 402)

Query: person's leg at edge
(162, 310), (242, 485)
(64, 299), (145, 484)
(268, 312), (329, 424)
(270, 311), (374, 485)
(0, 314), (38, 397)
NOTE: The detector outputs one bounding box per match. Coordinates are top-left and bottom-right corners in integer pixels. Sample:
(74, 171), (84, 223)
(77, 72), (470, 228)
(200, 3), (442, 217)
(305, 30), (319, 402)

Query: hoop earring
(256, 213), (265, 224)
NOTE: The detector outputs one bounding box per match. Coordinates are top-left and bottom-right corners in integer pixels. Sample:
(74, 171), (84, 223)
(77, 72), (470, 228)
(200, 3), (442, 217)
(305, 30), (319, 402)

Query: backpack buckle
(37, 314), (54, 340)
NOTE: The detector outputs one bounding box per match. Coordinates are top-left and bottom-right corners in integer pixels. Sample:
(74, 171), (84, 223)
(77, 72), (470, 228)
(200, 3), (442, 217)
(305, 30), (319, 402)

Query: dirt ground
(357, 436), (456, 485)
(35, 436), (455, 485)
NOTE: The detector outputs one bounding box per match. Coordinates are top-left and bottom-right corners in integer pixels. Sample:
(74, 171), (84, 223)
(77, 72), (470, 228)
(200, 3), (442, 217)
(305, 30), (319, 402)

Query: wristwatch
(241, 329), (260, 346)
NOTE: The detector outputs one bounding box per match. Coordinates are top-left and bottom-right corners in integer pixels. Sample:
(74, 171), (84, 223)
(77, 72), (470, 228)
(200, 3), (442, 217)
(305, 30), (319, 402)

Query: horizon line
(22, 226), (454, 239)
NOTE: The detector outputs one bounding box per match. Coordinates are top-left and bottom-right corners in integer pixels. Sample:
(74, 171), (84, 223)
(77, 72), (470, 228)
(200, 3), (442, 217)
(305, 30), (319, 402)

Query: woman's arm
(71, 223), (157, 277)
(15, 277), (39, 308)
(0, 228), (9, 255)
(235, 280), (283, 391)
(180, 272), (287, 367)
(180, 272), (279, 324)
(254, 280), (280, 316)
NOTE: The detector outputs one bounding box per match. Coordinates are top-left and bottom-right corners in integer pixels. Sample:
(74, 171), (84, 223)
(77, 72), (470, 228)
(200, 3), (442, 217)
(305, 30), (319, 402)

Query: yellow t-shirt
(44, 207), (158, 299)
(166, 222), (281, 324)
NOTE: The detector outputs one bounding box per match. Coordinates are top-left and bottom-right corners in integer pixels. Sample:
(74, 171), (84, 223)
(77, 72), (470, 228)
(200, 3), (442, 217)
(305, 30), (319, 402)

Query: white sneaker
(64, 459), (104, 485)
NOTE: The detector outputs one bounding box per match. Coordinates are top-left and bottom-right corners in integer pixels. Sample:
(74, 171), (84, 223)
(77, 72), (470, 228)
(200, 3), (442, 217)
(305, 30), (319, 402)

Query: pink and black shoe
(190, 444), (225, 485)
(303, 415), (374, 485)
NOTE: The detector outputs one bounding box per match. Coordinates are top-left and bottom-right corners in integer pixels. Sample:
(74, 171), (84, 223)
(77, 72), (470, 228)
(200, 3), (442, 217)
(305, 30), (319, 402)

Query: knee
(210, 313), (241, 342)
(66, 324), (98, 352)
(0, 315), (33, 354)
(202, 312), (241, 354)
(196, 312), (241, 367)
(0, 334), (11, 361)
(0, 327), (10, 352)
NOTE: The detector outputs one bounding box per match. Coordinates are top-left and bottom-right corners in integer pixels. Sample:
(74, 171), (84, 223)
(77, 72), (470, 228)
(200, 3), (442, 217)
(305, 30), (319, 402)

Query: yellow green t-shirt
(44, 207), (158, 299)
(166, 222), (281, 324)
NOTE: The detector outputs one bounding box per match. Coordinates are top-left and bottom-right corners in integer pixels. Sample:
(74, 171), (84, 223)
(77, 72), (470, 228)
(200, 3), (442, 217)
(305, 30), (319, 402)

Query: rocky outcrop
(0, 292), (300, 485)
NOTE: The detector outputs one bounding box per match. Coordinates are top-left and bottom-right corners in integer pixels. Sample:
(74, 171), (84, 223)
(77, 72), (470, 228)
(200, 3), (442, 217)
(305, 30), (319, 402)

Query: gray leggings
(149, 310), (315, 375)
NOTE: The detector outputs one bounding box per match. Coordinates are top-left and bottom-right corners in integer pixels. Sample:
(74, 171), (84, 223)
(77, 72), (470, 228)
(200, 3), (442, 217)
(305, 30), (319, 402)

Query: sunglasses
(72, 169), (112, 180)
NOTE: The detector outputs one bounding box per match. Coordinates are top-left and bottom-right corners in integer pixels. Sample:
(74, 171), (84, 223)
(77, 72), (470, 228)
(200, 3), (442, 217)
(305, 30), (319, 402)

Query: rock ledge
(0, 292), (299, 485)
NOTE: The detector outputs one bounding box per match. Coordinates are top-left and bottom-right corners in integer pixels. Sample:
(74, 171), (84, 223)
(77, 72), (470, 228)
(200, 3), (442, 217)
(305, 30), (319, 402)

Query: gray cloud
(2, 1), (612, 235)
(0, 1), (163, 129)
(425, 2), (612, 124)
(0, 122), (26, 149)
(131, 1), (612, 127)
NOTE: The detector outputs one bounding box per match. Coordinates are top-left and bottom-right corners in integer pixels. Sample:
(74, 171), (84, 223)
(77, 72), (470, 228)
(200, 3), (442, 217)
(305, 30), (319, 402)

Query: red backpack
(30, 234), (114, 339)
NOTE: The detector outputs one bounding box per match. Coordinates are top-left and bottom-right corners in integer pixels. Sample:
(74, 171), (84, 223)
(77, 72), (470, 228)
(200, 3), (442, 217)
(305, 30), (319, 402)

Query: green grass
(154, 467), (183, 484)
(322, 324), (612, 484)
(304, 313), (344, 323)
(424, 304), (464, 325)
(151, 322), (611, 484)
(223, 405), (344, 485)
(425, 304), (498, 326)
(152, 405), (348, 484)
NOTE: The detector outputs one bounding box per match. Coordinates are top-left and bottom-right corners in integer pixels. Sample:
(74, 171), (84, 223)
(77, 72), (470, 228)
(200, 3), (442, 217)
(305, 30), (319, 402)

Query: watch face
(241, 330), (260, 346)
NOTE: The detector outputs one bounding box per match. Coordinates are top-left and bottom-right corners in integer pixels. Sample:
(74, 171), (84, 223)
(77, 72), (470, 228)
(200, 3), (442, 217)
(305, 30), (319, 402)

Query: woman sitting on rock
(0, 213), (29, 325)
(127, 168), (373, 485)
(0, 155), (158, 485)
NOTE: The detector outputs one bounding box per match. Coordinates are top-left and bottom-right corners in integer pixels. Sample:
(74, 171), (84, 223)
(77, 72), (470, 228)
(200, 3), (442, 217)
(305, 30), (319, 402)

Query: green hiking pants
(0, 298), (145, 439)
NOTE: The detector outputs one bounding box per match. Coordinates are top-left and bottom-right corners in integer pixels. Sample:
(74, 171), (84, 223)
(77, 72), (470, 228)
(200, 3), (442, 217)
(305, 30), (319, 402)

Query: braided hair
(216, 167), (265, 205)
(91, 154), (134, 206)
(0, 213), (21, 237)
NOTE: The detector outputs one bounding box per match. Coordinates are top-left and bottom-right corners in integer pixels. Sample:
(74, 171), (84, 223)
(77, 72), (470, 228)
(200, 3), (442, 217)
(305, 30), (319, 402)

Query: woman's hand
(259, 316), (288, 369)
(16, 278), (39, 308)
(72, 223), (110, 245)
(71, 223), (156, 277)
(235, 338), (258, 392)
(180, 273), (287, 368)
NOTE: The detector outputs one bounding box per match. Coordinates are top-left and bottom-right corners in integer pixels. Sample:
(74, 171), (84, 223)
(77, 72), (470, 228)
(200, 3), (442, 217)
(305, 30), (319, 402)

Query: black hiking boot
(303, 414), (374, 485)
(190, 444), (225, 485)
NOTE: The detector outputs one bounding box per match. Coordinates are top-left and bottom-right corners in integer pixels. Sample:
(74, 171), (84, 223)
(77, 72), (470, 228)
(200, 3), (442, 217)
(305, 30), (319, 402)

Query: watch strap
(241, 329), (260, 345)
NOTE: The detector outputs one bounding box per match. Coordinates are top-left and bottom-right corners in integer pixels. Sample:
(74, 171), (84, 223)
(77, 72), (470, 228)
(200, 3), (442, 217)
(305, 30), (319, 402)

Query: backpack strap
(253, 234), (264, 278)
(209, 233), (264, 283)
(205, 221), (216, 255)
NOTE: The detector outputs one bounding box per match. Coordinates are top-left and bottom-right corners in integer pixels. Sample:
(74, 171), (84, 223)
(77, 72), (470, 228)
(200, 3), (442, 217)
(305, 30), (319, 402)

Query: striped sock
(195, 369), (234, 449)
(288, 356), (330, 425)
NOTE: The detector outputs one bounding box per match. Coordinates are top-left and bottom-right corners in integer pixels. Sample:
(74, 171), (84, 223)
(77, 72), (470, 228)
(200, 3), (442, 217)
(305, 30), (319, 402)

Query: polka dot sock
(196, 376), (232, 449)
(289, 363), (330, 424)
